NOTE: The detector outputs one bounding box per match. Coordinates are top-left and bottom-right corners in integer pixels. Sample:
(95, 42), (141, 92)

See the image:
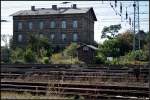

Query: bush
(94, 53), (106, 64)
(64, 43), (78, 57)
(42, 57), (50, 64)
(125, 50), (148, 61)
(14, 60), (25, 64)
(24, 48), (36, 63)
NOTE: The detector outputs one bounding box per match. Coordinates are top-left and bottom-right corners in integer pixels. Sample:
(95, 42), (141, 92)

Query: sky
(1, 1), (149, 46)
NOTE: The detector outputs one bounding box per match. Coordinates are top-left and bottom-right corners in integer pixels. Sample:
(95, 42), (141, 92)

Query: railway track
(1, 81), (149, 100)
(1, 64), (149, 99)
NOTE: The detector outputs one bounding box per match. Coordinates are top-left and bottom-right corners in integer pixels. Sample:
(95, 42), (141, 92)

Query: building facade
(11, 4), (97, 49)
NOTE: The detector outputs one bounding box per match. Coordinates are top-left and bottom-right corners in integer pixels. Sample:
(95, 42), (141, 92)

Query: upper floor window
(50, 34), (55, 40)
(18, 34), (22, 42)
(39, 22), (44, 30)
(50, 21), (55, 28)
(62, 34), (66, 41)
(61, 21), (66, 28)
(29, 22), (32, 30)
(18, 22), (22, 30)
(73, 33), (78, 41)
(73, 20), (78, 28)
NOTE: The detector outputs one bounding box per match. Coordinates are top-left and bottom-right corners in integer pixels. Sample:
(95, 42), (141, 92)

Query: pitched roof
(77, 44), (98, 50)
(10, 7), (97, 21)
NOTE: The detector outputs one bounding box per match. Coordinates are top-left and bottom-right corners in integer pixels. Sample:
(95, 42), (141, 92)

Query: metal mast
(133, 0), (140, 51)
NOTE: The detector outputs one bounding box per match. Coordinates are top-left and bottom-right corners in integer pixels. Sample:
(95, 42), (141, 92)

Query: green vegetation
(1, 27), (149, 65)
(96, 29), (149, 65)
(51, 43), (83, 64)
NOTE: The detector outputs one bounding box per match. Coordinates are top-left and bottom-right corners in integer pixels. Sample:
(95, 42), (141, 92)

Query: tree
(1, 34), (12, 48)
(27, 33), (52, 58)
(64, 43), (78, 57)
(101, 24), (121, 38)
(10, 48), (24, 63)
(98, 31), (134, 58)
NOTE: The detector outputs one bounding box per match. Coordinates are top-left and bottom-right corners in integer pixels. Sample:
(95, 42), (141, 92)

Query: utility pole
(133, 2), (136, 52)
(137, 1), (140, 50)
(133, 0), (140, 51)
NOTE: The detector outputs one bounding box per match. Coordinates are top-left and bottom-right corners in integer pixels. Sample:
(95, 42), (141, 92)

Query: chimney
(72, 4), (77, 9)
(31, 6), (35, 11)
(52, 5), (57, 10)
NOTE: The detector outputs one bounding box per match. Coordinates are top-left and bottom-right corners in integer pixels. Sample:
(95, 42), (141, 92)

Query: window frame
(28, 22), (33, 30)
(50, 34), (55, 41)
(73, 20), (78, 28)
(73, 33), (78, 42)
(18, 34), (22, 42)
(18, 22), (22, 30)
(50, 21), (55, 28)
(39, 21), (44, 30)
(62, 33), (67, 41)
(61, 20), (66, 29)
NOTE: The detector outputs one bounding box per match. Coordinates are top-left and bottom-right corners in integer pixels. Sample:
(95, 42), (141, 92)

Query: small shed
(77, 44), (98, 64)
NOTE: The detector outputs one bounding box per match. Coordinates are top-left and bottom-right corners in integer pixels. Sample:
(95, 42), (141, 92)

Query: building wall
(13, 11), (95, 48)
(77, 46), (96, 64)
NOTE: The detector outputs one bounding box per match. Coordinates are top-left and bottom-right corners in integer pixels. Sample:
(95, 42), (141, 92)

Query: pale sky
(1, 1), (149, 46)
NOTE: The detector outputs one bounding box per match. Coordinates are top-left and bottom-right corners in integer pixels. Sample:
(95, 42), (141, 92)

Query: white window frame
(61, 21), (66, 28)
(73, 33), (78, 41)
(29, 22), (32, 30)
(73, 20), (78, 28)
(50, 21), (55, 28)
(39, 21), (44, 30)
(18, 34), (22, 42)
(18, 22), (22, 30)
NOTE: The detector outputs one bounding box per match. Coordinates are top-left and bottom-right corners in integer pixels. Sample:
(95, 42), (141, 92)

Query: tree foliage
(64, 43), (78, 57)
(101, 24), (121, 38)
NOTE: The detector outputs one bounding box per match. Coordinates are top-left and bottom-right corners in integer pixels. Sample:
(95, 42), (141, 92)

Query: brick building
(11, 4), (97, 50)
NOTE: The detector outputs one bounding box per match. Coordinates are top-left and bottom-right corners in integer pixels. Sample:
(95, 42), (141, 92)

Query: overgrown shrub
(24, 48), (36, 63)
(42, 57), (50, 64)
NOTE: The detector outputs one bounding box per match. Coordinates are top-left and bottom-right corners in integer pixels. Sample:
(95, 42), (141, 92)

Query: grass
(1, 91), (69, 99)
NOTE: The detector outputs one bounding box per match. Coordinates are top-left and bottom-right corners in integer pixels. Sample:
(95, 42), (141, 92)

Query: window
(50, 34), (55, 40)
(39, 34), (43, 38)
(50, 21), (55, 28)
(18, 22), (22, 30)
(29, 22), (32, 30)
(39, 22), (44, 30)
(61, 21), (66, 28)
(73, 33), (78, 41)
(73, 20), (78, 28)
(62, 34), (66, 41)
(83, 46), (89, 51)
(18, 34), (22, 42)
